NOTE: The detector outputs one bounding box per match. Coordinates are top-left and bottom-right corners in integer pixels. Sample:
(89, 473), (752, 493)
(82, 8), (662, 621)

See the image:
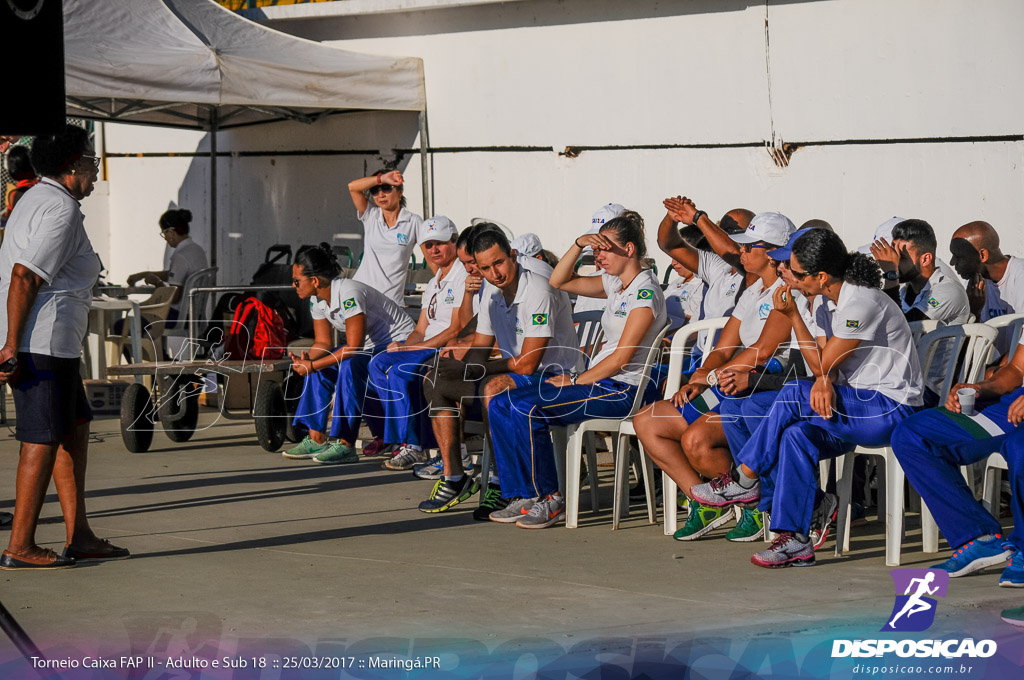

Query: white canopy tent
(63, 0), (428, 268)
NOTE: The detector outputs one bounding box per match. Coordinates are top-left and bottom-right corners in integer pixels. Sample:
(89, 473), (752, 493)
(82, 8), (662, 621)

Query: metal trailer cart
(105, 358), (296, 453)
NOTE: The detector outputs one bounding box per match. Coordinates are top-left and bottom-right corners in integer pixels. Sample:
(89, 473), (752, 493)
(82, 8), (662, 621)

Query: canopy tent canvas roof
(63, 0), (429, 269)
(64, 0), (425, 128)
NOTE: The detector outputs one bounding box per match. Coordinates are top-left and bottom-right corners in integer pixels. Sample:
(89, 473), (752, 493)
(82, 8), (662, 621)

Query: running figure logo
(882, 569), (949, 632)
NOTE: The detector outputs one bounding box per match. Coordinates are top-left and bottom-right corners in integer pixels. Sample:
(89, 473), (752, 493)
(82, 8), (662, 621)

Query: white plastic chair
(985, 313), (1024, 363)
(613, 317), (730, 534)
(834, 322), (997, 565)
(558, 323), (670, 528)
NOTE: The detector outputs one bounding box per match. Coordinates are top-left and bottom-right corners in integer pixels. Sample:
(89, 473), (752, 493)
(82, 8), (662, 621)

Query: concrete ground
(0, 403), (1021, 677)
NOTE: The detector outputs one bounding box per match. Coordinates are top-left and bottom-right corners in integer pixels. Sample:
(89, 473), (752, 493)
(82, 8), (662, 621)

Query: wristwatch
(569, 370), (579, 386)
(884, 270), (899, 282)
(706, 369), (718, 387)
(690, 210), (707, 228)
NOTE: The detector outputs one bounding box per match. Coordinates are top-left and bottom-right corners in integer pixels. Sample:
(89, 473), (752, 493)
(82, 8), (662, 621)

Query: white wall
(98, 0), (1024, 285)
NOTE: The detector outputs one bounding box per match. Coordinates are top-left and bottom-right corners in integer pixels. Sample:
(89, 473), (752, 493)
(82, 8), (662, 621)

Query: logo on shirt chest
(614, 301), (629, 318)
(515, 317), (524, 335)
(396, 233), (409, 245)
(444, 288), (456, 304)
(726, 283), (738, 297)
(758, 302), (772, 320)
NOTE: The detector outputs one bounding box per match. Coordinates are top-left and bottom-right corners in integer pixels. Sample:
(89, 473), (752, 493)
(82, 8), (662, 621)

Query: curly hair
(295, 242), (341, 281)
(30, 124), (91, 177)
(791, 229), (881, 289)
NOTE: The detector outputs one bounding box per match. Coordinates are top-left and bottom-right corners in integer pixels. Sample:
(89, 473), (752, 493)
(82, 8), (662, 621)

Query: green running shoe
(1001, 605), (1024, 629)
(282, 436), (328, 459)
(673, 498), (731, 541)
(726, 506), (765, 542)
(313, 441), (359, 465)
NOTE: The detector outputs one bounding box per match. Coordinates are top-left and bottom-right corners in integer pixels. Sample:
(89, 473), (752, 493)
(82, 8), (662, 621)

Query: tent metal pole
(209, 110), (218, 273)
(418, 110), (430, 219)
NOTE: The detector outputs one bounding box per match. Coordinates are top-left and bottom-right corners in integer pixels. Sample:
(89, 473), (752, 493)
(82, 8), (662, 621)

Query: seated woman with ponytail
(283, 244), (415, 464)
(485, 210), (667, 529)
(633, 212), (809, 542)
(689, 228), (924, 567)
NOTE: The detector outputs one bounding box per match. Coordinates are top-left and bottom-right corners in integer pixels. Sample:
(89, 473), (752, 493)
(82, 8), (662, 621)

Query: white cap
(422, 215), (457, 243)
(857, 216), (907, 254)
(730, 211), (796, 247)
(586, 203), (626, 234)
(511, 233), (543, 257)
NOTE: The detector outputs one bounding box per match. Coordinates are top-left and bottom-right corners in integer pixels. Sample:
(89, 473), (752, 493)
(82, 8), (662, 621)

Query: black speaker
(0, 0), (65, 136)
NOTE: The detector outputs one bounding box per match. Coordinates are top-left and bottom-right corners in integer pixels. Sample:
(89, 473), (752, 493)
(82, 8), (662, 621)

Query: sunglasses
(369, 184), (396, 196)
(738, 242), (769, 252)
(80, 154), (101, 169)
(790, 267), (817, 279)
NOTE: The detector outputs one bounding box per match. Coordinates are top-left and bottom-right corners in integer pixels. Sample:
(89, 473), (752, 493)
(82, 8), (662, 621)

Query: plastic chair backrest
(916, 323), (998, 398)
(332, 244), (354, 268)
(622, 323), (672, 417)
(265, 244), (292, 265)
(908, 319), (941, 343)
(663, 316), (730, 396)
(572, 310), (605, 368)
(984, 312), (1024, 362)
(169, 266), (218, 335)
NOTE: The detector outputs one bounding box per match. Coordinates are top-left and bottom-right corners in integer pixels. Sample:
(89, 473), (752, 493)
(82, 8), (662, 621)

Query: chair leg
(478, 436), (492, 500)
(834, 454), (853, 557)
(584, 431), (600, 514)
(982, 465), (1001, 515)
(639, 442), (657, 525)
(612, 433), (631, 530)
(663, 472), (679, 536)
(884, 449), (905, 567)
(564, 427), (582, 529)
(921, 500), (939, 553)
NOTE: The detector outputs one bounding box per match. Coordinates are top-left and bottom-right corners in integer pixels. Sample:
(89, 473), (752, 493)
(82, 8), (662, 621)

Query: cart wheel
(158, 376), (200, 443)
(254, 381), (287, 452)
(121, 383), (155, 453)
(283, 371), (307, 443)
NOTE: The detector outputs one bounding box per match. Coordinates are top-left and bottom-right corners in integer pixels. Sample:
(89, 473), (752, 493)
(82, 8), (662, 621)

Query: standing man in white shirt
(347, 169), (430, 306)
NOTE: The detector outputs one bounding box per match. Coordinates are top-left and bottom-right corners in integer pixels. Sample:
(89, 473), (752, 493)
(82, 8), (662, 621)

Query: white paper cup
(957, 387), (977, 416)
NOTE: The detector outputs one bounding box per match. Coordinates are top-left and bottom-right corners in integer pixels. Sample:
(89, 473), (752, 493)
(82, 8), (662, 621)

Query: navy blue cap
(768, 227), (813, 261)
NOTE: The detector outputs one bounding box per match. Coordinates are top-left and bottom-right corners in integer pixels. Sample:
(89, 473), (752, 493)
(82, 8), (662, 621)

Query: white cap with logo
(730, 211), (796, 247)
(422, 215), (458, 243)
(586, 203), (627, 235)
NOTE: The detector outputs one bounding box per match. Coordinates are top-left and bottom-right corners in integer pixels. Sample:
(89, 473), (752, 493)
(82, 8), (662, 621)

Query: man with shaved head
(949, 221), (1024, 357)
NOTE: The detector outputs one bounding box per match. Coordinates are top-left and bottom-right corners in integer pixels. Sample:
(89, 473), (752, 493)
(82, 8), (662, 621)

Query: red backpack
(223, 296), (289, 361)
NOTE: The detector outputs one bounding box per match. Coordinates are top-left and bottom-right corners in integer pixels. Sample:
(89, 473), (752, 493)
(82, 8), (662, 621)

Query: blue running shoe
(999, 548), (1024, 588)
(931, 534), (1011, 577)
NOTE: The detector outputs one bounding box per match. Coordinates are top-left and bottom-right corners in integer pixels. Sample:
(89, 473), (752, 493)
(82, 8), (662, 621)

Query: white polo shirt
(665, 275), (702, 330)
(310, 278), (415, 350)
(0, 178), (101, 358)
(353, 205), (424, 306)
(809, 296), (836, 340)
(697, 250), (743, 320)
(730, 277), (810, 365)
(591, 270), (667, 385)
(900, 267), (969, 324)
(422, 261), (470, 341)
(518, 253), (553, 279)
(167, 237), (208, 315)
(476, 267), (578, 374)
(832, 283), (924, 406)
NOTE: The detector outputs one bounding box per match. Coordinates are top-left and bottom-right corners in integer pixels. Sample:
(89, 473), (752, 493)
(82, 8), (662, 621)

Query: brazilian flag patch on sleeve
(343, 298), (357, 310)
(637, 289), (654, 300)
(532, 313), (548, 325)
(928, 297), (939, 308)
(845, 319), (860, 329)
